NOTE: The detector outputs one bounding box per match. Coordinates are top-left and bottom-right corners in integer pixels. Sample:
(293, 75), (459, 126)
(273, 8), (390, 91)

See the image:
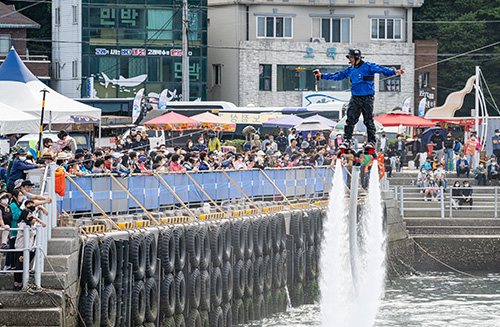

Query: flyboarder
(313, 49), (405, 151)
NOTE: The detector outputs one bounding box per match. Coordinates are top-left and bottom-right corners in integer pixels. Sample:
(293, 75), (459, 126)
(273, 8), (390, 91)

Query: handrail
(0, 225), (43, 287)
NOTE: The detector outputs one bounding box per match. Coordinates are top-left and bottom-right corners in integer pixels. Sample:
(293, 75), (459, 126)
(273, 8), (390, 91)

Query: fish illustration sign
(102, 73), (147, 88)
(133, 88), (144, 124)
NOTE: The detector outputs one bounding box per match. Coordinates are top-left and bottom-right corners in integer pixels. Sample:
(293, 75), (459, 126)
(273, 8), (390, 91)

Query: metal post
(37, 89), (49, 159)
(48, 162), (57, 240)
(440, 186), (445, 218)
(181, 0), (189, 101)
(22, 225), (30, 288)
(394, 186), (398, 200)
(348, 165), (360, 286)
(449, 187), (453, 218)
(495, 187), (498, 219)
(35, 224), (42, 286)
(399, 186), (404, 217)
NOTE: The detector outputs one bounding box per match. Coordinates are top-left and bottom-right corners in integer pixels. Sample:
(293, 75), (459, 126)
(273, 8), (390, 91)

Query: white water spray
(320, 160), (386, 327)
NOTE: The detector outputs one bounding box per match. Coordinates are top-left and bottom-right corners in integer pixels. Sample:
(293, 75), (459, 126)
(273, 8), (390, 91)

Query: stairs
(0, 227), (80, 326)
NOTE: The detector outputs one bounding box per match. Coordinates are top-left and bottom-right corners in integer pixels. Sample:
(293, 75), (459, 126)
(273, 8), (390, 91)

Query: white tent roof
(0, 102), (39, 135)
(0, 48), (101, 123)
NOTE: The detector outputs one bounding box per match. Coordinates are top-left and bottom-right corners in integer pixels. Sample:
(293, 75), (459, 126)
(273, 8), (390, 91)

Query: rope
(387, 209), (476, 278)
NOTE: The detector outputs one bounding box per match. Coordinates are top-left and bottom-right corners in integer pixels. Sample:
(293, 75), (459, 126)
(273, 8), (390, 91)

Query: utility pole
(182, 0), (189, 101)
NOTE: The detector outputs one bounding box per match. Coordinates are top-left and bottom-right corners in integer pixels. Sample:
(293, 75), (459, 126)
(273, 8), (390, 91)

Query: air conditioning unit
(311, 37), (326, 43)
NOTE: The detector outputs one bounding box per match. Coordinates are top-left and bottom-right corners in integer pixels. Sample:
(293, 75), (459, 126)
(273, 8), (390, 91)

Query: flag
(402, 97), (411, 113)
(132, 88), (144, 124)
(158, 89), (168, 110)
(418, 98), (427, 117)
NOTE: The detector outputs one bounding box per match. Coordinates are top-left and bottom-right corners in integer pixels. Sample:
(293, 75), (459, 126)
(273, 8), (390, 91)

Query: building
(414, 39), (437, 116)
(0, 2), (50, 82)
(52, 0), (207, 100)
(207, 0), (423, 114)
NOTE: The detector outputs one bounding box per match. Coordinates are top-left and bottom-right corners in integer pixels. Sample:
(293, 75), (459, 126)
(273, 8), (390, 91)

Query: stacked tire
(270, 213), (288, 314)
(290, 211), (305, 307)
(231, 219), (246, 325)
(210, 222), (225, 327)
(159, 228), (179, 326)
(198, 225), (211, 327)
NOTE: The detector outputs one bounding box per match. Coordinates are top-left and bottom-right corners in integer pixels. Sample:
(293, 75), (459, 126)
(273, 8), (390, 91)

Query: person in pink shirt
(169, 154), (186, 172)
(233, 154), (247, 169)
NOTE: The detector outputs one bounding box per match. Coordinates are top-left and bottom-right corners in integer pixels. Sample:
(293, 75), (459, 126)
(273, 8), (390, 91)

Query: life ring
(364, 159), (386, 179)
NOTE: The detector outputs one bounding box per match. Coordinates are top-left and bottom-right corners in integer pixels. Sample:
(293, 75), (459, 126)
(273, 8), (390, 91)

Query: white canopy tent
(0, 48), (101, 126)
(0, 103), (39, 135)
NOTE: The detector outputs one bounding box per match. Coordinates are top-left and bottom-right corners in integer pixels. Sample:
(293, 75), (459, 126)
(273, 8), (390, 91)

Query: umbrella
(191, 112), (236, 132)
(262, 114), (303, 128)
(307, 114), (336, 128)
(294, 119), (331, 131)
(335, 116), (384, 133)
(144, 112), (201, 130)
(421, 127), (447, 145)
(374, 110), (435, 127)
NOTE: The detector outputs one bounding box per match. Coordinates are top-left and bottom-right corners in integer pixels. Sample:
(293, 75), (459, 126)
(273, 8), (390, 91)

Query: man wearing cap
(0, 154), (9, 186)
(314, 49), (405, 150)
(208, 131), (221, 152)
(19, 180), (52, 206)
(492, 129), (500, 159)
(7, 149), (40, 193)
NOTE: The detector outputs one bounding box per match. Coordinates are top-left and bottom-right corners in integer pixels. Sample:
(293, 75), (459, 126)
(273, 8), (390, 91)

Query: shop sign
(95, 48), (192, 56)
(303, 47), (337, 59)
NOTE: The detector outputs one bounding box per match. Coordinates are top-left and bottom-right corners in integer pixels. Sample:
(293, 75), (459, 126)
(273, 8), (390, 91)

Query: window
(54, 61), (61, 79)
(379, 65), (401, 92)
(419, 72), (429, 89)
(0, 35), (10, 53)
(257, 16), (292, 38)
(213, 64), (221, 85)
(370, 18), (402, 40)
(72, 5), (78, 24)
(321, 18), (350, 43)
(55, 7), (61, 25)
(277, 65), (349, 92)
(72, 60), (78, 78)
(259, 64), (272, 91)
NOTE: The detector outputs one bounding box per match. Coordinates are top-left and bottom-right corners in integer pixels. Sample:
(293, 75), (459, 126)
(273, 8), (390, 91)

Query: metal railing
(0, 163), (58, 288)
(0, 224), (44, 287)
(396, 185), (500, 219)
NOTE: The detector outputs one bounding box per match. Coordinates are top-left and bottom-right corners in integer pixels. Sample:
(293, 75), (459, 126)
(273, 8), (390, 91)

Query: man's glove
(313, 69), (322, 81)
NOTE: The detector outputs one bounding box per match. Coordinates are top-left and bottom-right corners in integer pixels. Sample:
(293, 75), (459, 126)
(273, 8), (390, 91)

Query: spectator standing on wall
(7, 149), (40, 194)
(430, 129), (445, 161)
(492, 129), (500, 159)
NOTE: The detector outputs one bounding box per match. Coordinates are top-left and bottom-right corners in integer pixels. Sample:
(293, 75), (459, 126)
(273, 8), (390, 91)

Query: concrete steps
(407, 226), (500, 235)
(0, 307), (62, 326)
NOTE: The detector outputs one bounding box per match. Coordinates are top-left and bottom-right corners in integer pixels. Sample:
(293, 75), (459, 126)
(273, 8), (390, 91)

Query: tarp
(144, 111), (201, 130)
(294, 118), (331, 131)
(262, 115), (303, 128)
(307, 114), (336, 128)
(0, 102), (39, 135)
(375, 110), (435, 127)
(0, 48), (101, 123)
(191, 112), (236, 131)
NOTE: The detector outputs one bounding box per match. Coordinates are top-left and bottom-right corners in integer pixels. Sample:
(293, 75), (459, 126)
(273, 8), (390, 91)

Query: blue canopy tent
(307, 114), (336, 128)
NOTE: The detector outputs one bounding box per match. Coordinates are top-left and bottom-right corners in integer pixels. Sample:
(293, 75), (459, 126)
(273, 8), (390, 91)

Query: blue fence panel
(171, 174), (192, 203)
(128, 175), (146, 209)
(64, 177), (92, 212)
(144, 177), (160, 210)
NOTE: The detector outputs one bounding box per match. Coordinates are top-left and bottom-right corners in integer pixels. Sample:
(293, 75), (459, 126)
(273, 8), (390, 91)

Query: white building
(207, 0), (423, 114)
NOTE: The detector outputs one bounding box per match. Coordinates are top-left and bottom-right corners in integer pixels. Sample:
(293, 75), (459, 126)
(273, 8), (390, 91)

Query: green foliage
(414, 0), (500, 116)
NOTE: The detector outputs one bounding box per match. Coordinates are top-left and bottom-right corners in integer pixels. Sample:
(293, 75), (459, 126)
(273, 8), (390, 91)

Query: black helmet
(346, 48), (362, 59)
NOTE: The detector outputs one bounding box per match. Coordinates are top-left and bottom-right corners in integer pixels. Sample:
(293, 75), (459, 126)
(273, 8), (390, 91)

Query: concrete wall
(208, 1), (418, 111)
(52, 0), (82, 98)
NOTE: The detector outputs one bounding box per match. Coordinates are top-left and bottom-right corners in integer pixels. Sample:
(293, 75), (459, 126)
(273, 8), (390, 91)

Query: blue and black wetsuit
(321, 61), (396, 144)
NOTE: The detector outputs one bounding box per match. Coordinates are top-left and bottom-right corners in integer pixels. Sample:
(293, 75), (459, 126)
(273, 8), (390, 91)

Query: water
(318, 160), (386, 327)
(243, 272), (500, 327)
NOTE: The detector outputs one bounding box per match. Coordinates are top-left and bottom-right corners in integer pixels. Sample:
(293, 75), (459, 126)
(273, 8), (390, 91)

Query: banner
(158, 89), (168, 110)
(402, 97), (411, 113)
(418, 98), (427, 117)
(132, 88), (144, 124)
